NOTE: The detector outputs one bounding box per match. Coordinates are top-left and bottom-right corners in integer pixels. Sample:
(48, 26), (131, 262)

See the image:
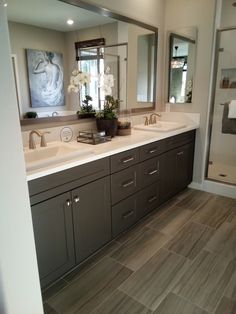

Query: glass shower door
(207, 28), (236, 185)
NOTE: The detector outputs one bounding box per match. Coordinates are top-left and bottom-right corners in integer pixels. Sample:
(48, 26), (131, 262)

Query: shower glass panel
(207, 28), (236, 185)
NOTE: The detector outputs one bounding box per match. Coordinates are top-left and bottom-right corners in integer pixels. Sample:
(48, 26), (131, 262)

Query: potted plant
(68, 69), (92, 116)
(117, 120), (131, 136)
(96, 95), (120, 137)
(77, 95), (95, 118)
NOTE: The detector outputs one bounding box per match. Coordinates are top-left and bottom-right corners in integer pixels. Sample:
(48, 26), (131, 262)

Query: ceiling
(6, 0), (115, 32)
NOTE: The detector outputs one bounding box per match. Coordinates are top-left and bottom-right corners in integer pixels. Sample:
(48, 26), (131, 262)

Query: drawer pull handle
(148, 196), (157, 203)
(66, 199), (72, 207)
(121, 156), (135, 164)
(148, 169), (158, 176)
(123, 210), (134, 219)
(148, 149), (157, 154)
(74, 196), (80, 203)
(122, 180), (134, 188)
(177, 151), (184, 156)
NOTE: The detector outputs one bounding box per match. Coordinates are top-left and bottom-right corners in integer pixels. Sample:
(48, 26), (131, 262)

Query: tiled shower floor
(208, 162), (236, 185)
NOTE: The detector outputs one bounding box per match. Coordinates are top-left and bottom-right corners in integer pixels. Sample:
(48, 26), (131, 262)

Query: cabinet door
(31, 192), (75, 288)
(72, 176), (111, 263)
(175, 142), (194, 193)
(159, 149), (176, 203)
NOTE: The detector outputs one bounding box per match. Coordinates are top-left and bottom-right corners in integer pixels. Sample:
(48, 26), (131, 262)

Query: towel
(228, 100), (236, 119)
(222, 103), (236, 134)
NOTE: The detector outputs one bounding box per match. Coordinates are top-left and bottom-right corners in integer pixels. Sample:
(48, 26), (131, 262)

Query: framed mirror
(168, 29), (197, 104)
(6, 0), (158, 125)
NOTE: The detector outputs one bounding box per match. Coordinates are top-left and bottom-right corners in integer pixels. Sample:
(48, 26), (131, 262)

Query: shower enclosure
(206, 27), (236, 185)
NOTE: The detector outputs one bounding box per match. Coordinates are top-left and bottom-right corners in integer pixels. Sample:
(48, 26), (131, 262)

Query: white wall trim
(190, 179), (236, 199)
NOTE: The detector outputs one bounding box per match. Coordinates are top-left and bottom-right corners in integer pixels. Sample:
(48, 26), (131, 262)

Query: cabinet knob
(66, 199), (71, 207)
(74, 196), (80, 203)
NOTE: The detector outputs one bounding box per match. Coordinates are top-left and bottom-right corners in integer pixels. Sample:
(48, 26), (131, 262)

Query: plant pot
(78, 112), (95, 119)
(96, 118), (118, 137)
(117, 128), (131, 136)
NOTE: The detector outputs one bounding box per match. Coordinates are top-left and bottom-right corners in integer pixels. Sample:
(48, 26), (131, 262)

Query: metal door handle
(177, 151), (184, 156)
(122, 180), (134, 188)
(122, 210), (134, 219)
(74, 196), (80, 203)
(66, 199), (72, 207)
(121, 156), (135, 164)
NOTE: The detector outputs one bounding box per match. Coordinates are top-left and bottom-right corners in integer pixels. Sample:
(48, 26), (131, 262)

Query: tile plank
(165, 221), (214, 260)
(48, 256), (132, 314)
(92, 290), (152, 314)
(153, 292), (208, 314)
(205, 222), (236, 261)
(175, 189), (212, 212)
(119, 249), (189, 311)
(111, 226), (168, 271)
(192, 195), (234, 229)
(147, 206), (193, 237)
(214, 297), (236, 314)
(173, 250), (236, 313)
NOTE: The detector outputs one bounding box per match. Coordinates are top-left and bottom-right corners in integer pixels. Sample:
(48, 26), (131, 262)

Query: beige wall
(164, 0), (216, 183)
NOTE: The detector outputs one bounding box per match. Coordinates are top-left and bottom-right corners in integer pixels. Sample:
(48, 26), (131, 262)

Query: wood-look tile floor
(43, 189), (236, 314)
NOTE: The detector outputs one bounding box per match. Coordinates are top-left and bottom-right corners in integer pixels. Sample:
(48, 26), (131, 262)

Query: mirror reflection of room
(7, 0), (157, 122)
(168, 33), (196, 104)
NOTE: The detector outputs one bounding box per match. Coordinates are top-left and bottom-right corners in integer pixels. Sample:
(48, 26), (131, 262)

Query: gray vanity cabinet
(31, 192), (75, 288)
(72, 176), (111, 263)
(159, 139), (195, 203)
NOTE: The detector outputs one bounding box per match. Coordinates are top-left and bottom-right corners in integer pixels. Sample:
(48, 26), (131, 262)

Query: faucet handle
(144, 116), (149, 126)
(40, 131), (50, 147)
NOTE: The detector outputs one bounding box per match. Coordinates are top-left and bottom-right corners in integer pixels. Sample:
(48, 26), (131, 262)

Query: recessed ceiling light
(67, 19), (74, 25)
(4, 3), (8, 7)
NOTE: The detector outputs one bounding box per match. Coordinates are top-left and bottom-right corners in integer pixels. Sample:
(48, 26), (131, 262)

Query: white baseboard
(189, 180), (236, 199)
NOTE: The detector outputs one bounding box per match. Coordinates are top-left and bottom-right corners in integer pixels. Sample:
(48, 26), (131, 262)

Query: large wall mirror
(168, 27), (197, 104)
(6, 0), (158, 125)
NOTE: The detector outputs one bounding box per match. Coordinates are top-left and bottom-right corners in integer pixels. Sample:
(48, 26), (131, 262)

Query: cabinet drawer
(111, 165), (139, 204)
(139, 157), (159, 189)
(29, 157), (109, 201)
(140, 139), (166, 161)
(112, 194), (138, 237)
(110, 147), (140, 173)
(166, 130), (195, 151)
(137, 182), (160, 220)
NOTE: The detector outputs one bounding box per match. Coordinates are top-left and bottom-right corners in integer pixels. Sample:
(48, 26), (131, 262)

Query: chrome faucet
(149, 113), (162, 125)
(29, 130), (50, 149)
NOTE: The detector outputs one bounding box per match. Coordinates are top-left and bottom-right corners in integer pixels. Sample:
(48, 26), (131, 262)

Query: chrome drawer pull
(177, 151), (184, 156)
(122, 180), (134, 188)
(148, 149), (157, 154)
(122, 210), (134, 219)
(148, 196), (157, 203)
(121, 156), (135, 164)
(148, 169), (158, 176)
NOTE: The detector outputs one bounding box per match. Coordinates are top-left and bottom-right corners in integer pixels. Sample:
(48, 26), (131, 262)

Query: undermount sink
(24, 142), (94, 171)
(134, 121), (186, 132)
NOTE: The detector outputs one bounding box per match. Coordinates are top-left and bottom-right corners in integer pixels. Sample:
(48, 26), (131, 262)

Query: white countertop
(26, 116), (200, 182)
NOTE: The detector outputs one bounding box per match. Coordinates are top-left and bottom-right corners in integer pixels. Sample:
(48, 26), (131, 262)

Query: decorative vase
(96, 118), (118, 137)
